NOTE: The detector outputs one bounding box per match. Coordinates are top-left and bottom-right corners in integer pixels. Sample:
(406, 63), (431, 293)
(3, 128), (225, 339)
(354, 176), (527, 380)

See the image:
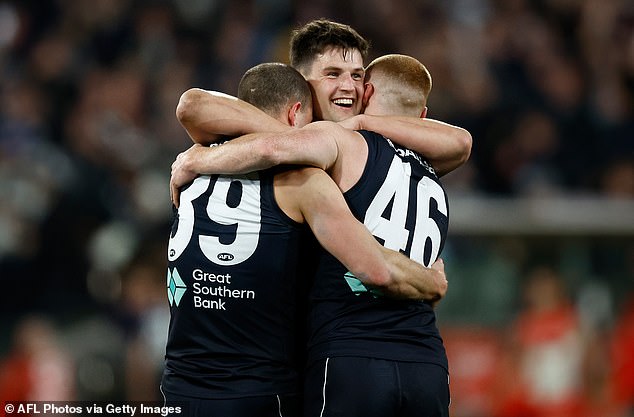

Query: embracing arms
(175, 89), (471, 174)
(286, 167), (447, 303)
(172, 90), (472, 203)
(338, 114), (472, 177)
(176, 88), (289, 144)
(170, 122), (344, 206)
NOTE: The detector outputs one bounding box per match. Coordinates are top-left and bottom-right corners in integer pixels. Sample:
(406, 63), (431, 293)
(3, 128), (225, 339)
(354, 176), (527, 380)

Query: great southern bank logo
(167, 268), (187, 307)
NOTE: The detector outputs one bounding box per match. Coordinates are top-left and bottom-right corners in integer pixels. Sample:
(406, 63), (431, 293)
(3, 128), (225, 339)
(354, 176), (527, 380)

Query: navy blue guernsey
(306, 130), (449, 370)
(162, 170), (304, 398)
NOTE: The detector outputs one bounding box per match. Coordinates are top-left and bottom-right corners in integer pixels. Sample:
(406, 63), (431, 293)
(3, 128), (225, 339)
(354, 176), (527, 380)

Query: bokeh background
(0, 0), (632, 416)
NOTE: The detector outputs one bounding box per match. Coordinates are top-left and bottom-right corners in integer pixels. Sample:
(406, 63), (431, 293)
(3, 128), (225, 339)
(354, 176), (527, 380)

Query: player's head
(289, 19), (370, 122)
(238, 62), (313, 128)
(363, 54), (432, 118)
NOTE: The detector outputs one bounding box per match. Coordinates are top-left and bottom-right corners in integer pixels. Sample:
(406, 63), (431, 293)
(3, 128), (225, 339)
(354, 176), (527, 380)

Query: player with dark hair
(289, 18), (370, 123)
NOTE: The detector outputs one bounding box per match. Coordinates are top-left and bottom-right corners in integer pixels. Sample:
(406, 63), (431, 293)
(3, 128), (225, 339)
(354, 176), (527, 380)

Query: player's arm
(176, 88), (289, 145)
(170, 121), (344, 206)
(289, 167), (447, 302)
(339, 114), (472, 176)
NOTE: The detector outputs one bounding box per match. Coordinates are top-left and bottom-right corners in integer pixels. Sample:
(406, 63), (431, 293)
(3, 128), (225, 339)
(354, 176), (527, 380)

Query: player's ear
(420, 106), (428, 119)
(288, 102), (302, 127)
(362, 82), (375, 108)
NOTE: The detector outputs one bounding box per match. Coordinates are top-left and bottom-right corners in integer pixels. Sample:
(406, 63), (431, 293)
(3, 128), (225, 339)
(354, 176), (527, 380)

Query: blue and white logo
(167, 268), (187, 307)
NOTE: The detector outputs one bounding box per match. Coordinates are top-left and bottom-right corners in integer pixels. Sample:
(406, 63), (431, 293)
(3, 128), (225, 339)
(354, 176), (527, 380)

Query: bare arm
(289, 167), (447, 302)
(339, 114), (472, 177)
(176, 88), (289, 144)
(170, 122), (344, 206)
(379, 250), (447, 305)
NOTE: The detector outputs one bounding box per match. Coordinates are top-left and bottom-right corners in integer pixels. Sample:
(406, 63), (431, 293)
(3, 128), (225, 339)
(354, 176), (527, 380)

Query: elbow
(455, 128), (473, 165)
(176, 88), (205, 124)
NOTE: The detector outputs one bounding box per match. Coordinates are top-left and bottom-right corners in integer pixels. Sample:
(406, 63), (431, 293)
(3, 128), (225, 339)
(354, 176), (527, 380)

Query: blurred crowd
(0, 0), (632, 415)
(444, 263), (634, 417)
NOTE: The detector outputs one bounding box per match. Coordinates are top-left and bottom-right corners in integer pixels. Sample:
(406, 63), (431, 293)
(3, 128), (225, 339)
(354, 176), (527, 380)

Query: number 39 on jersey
(168, 175), (262, 266)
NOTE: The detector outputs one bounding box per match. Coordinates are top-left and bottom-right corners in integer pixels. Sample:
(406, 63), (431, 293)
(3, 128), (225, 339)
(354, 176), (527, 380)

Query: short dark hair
(238, 62), (312, 116)
(289, 18), (370, 73)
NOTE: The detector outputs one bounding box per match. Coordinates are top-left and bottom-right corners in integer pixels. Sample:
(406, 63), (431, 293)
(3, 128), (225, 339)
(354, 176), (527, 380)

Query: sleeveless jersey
(306, 130), (450, 370)
(162, 170), (304, 398)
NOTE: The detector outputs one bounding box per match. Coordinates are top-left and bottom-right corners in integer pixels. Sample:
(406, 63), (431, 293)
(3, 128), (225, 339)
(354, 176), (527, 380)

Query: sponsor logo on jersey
(344, 271), (383, 298)
(167, 267), (187, 307)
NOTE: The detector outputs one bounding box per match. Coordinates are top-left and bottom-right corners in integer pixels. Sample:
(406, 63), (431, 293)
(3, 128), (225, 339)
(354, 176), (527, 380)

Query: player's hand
(337, 114), (363, 130)
(429, 258), (448, 308)
(170, 144), (202, 208)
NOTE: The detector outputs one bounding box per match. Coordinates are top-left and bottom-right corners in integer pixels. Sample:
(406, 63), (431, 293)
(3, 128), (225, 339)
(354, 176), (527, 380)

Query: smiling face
(301, 46), (365, 122)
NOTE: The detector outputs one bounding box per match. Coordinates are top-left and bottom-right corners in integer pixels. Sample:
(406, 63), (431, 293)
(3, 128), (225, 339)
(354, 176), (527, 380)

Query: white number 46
(364, 157), (447, 267)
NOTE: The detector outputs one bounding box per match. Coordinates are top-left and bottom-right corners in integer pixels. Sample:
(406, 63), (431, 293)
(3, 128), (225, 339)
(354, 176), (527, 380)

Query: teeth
(333, 98), (353, 106)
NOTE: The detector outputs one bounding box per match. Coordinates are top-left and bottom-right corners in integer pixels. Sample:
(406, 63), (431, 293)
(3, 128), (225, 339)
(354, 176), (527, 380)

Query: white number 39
(168, 176), (261, 266)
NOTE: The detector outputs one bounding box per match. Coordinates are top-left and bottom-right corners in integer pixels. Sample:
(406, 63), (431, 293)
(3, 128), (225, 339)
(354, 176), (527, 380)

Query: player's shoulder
(308, 120), (359, 141)
(273, 166), (335, 223)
